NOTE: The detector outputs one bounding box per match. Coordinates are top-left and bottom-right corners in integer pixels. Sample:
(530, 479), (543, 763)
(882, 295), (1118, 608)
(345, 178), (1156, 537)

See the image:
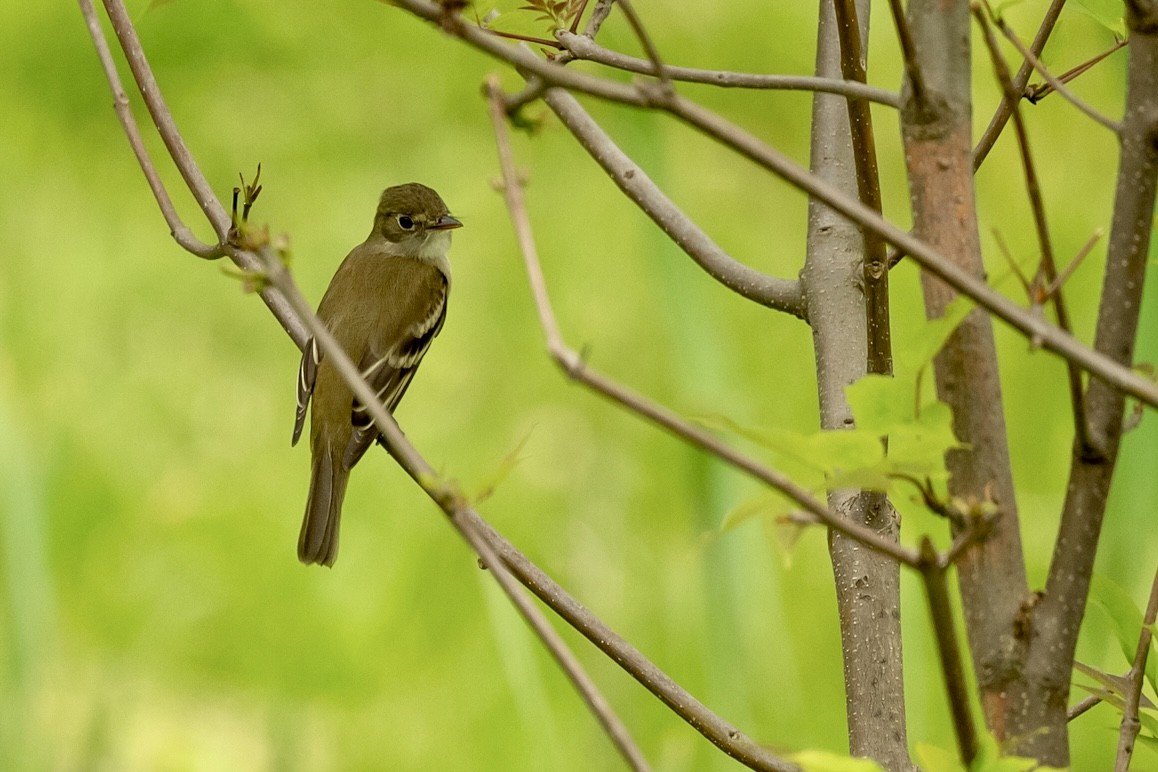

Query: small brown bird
(292, 183), (461, 566)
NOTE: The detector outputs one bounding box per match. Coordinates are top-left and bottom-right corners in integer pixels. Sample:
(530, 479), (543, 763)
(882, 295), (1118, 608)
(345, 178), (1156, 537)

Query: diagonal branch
(918, 539), (979, 765)
(487, 77), (921, 570)
(85, 1), (651, 767)
(995, 15), (1122, 134)
(614, 0), (670, 86)
(541, 88), (807, 318)
(973, 0), (1066, 170)
(974, 4), (1090, 451)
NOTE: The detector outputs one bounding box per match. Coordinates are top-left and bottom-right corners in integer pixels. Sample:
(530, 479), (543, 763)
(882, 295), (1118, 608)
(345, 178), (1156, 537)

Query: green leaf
(1071, 0), (1127, 37)
(788, 749), (886, 772)
(1089, 574), (1158, 692)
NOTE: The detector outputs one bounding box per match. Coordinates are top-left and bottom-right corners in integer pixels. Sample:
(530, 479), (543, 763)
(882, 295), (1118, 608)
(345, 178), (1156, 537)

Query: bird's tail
(298, 443), (349, 567)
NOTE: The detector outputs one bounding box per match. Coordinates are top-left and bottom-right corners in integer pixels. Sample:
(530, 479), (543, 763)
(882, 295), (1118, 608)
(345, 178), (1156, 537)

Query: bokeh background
(1, 0), (1155, 769)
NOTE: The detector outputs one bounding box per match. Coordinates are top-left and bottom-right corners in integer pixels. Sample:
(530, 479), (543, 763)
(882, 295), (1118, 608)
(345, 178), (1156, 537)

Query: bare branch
(886, 0), (926, 103)
(614, 0), (670, 86)
(487, 77), (922, 570)
(1114, 562), (1158, 770)
(831, 0), (892, 376)
(805, 5), (910, 765)
(1044, 229), (1104, 300)
(974, 3), (1090, 451)
(557, 30), (902, 106)
(973, 0), (1065, 170)
(80, 0), (222, 259)
(1018, 6), (1158, 762)
(919, 539), (979, 765)
(1027, 39), (1129, 103)
(94, 0), (309, 346)
(581, 0), (614, 38)
(995, 15), (1123, 134)
(542, 88), (807, 317)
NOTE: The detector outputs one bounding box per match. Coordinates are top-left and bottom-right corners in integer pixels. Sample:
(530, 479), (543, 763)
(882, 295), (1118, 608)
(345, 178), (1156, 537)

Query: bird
(291, 183), (461, 566)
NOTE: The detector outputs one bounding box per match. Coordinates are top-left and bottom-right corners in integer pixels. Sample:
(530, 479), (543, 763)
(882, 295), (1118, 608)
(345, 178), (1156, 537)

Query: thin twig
(973, 0), (1066, 170)
(975, 3), (1090, 451)
(831, 0), (892, 377)
(558, 31), (901, 107)
(582, 0), (614, 38)
(1027, 39), (1129, 103)
(542, 88), (806, 317)
(887, 0), (926, 103)
(387, 0), (1158, 409)
(95, 0), (308, 347)
(919, 539), (980, 765)
(1114, 563), (1158, 771)
(487, 77), (921, 570)
(1044, 229), (1103, 299)
(995, 15), (1122, 134)
(1068, 693), (1101, 721)
(614, 0), (670, 86)
(80, 0), (221, 258)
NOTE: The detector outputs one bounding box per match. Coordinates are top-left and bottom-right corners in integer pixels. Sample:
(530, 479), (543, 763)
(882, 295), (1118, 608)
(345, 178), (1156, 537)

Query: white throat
(373, 229), (454, 284)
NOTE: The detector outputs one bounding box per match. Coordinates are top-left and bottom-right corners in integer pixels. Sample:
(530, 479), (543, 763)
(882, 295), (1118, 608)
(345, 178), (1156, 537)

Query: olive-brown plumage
(292, 183), (460, 566)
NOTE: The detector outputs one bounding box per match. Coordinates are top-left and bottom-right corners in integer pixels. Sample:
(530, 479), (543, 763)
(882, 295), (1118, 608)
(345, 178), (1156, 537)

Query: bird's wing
(291, 336), (321, 446)
(342, 277), (448, 470)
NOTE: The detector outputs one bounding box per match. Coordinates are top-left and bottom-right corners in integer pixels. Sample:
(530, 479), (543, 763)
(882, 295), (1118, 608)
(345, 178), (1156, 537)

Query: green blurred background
(0, 0), (1154, 769)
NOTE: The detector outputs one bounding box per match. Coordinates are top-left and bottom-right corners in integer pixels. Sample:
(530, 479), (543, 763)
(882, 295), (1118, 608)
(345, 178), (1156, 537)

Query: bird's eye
(396, 214), (415, 230)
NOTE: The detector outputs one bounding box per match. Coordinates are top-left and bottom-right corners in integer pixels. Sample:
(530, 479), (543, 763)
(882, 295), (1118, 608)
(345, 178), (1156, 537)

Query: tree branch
(918, 539), (979, 765)
(556, 31), (902, 107)
(79, 0), (222, 260)
(1114, 562), (1158, 771)
(973, 0), (1066, 170)
(901, 0), (1031, 747)
(831, 0), (892, 377)
(613, 0), (670, 86)
(974, 4), (1090, 452)
(1017, 5), (1158, 763)
(247, 239), (648, 771)
(541, 88), (807, 317)
(486, 79), (923, 569)
(994, 14), (1123, 134)
(803, 3), (911, 767)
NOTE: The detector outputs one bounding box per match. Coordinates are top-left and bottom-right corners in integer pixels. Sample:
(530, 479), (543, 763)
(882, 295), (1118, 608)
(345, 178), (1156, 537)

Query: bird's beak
(430, 214), (463, 230)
